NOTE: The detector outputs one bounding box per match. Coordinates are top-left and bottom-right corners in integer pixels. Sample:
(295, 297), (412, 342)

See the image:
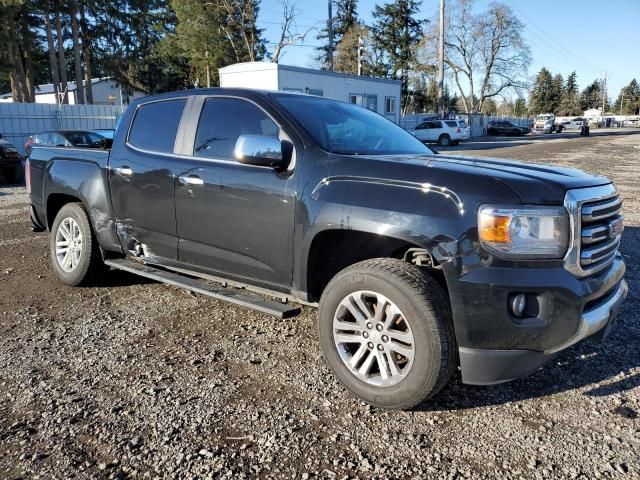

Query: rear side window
(193, 97), (279, 160)
(128, 99), (186, 153)
(458, 120), (467, 128)
(445, 121), (457, 128)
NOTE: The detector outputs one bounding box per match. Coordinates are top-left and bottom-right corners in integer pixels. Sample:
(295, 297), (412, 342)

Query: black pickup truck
(27, 89), (628, 409)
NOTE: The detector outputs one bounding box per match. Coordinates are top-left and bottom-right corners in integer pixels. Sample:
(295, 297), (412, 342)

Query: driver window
(194, 98), (280, 160)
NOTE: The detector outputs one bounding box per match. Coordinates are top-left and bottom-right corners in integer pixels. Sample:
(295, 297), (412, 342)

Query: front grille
(564, 184), (622, 278)
(579, 196), (622, 270)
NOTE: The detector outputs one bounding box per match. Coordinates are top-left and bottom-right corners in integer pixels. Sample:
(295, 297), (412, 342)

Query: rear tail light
(456, 127), (461, 133)
(25, 158), (31, 194)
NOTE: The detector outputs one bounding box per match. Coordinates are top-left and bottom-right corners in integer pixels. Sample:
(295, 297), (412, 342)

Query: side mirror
(234, 134), (286, 168)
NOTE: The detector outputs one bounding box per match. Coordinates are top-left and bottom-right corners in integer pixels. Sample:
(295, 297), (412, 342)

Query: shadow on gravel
(416, 226), (639, 412)
(97, 268), (156, 288)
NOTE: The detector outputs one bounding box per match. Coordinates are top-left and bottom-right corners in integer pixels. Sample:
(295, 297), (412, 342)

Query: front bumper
(459, 279), (628, 385)
(444, 253), (628, 385)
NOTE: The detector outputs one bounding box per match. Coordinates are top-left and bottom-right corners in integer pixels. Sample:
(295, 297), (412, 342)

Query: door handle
(179, 174), (204, 186)
(113, 166), (133, 176)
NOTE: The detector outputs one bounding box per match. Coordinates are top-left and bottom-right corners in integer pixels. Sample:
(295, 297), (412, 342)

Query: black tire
(49, 202), (104, 286)
(318, 258), (457, 409)
(437, 134), (451, 146)
(3, 164), (21, 184)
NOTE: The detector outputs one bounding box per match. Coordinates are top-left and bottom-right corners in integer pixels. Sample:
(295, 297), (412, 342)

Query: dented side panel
(44, 155), (122, 252)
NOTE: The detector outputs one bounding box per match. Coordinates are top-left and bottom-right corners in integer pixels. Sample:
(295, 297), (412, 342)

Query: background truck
(27, 89), (628, 409)
(535, 113), (565, 133)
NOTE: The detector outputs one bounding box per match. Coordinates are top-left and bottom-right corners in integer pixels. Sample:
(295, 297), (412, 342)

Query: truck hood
(346, 153), (611, 205)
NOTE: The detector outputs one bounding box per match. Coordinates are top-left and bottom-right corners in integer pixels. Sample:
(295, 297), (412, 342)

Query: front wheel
(50, 202), (104, 286)
(437, 134), (451, 146)
(318, 258), (457, 409)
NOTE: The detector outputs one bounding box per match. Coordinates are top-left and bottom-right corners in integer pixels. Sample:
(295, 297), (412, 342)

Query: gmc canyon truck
(27, 89), (628, 409)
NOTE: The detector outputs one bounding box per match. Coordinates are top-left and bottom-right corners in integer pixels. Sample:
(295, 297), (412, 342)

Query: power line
(504, 0), (603, 74)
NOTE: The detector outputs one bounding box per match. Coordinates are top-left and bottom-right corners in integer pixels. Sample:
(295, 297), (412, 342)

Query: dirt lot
(1, 131), (639, 479)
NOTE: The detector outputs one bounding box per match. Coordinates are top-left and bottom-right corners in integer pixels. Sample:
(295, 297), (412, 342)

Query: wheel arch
(304, 228), (448, 303)
(44, 159), (122, 253)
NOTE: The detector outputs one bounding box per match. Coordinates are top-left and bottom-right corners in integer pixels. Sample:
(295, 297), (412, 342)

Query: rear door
(173, 95), (297, 289)
(109, 97), (187, 259)
(413, 122), (428, 141)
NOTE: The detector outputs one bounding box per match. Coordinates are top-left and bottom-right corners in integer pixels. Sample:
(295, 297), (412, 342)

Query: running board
(104, 258), (301, 319)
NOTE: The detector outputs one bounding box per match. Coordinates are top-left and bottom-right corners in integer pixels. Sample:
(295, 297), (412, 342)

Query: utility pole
(620, 92), (624, 116)
(327, 0), (334, 71)
(206, 50), (211, 88)
(437, 0), (445, 117)
(602, 71), (607, 114)
(357, 36), (363, 76)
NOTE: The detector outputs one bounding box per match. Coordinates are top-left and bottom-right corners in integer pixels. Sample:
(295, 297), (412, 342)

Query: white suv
(411, 119), (471, 146)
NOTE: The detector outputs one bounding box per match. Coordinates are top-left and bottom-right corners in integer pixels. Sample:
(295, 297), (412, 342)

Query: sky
(256, 0), (640, 101)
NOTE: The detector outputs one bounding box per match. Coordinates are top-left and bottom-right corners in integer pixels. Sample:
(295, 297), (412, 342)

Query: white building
(219, 62), (402, 123)
(0, 77), (146, 105)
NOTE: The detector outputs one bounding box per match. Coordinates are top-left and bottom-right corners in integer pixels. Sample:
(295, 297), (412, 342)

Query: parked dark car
(0, 138), (24, 184)
(24, 130), (110, 156)
(92, 129), (115, 141)
(487, 121), (529, 136)
(27, 89), (628, 409)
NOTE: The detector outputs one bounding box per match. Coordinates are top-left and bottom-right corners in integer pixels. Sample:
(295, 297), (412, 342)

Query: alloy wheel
(332, 290), (415, 387)
(55, 217), (83, 272)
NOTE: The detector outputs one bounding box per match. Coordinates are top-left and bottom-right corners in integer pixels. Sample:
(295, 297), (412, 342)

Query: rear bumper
(459, 278), (628, 385)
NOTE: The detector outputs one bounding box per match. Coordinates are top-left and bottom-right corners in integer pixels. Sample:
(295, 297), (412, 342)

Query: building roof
(0, 77), (133, 99)
(219, 61), (402, 86)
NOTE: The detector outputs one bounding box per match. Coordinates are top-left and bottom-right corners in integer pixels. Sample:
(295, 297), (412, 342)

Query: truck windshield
(272, 94), (433, 156)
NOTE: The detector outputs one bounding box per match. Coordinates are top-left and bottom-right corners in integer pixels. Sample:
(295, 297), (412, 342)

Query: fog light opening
(510, 293), (527, 318)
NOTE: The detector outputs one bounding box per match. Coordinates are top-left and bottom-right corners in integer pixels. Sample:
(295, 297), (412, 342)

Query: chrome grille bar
(563, 184), (621, 278)
(581, 197), (622, 222)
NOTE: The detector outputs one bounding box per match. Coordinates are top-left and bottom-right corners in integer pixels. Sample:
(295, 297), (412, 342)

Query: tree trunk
(80, 2), (93, 104)
(21, 14), (35, 102)
(71, 7), (84, 104)
(9, 28), (29, 103)
(44, 13), (61, 102)
(55, 10), (69, 104)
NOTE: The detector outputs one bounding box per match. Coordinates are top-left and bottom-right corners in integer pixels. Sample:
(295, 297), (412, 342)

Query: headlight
(478, 206), (569, 259)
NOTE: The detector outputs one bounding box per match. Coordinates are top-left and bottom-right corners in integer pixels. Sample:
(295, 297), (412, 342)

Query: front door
(109, 97), (187, 259)
(173, 96), (297, 289)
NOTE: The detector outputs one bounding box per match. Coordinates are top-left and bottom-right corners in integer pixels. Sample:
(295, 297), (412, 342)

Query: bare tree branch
(271, 0), (317, 63)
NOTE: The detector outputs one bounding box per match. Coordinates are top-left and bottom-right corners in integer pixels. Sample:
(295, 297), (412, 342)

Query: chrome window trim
(563, 183), (619, 277)
(124, 94), (296, 172)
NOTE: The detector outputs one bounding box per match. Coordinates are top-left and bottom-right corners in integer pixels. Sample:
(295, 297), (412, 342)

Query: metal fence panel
(0, 103), (126, 154)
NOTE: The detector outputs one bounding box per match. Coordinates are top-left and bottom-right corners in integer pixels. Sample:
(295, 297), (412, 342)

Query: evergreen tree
(558, 71), (581, 116)
(370, 0), (424, 110)
(613, 79), (640, 115)
(333, 24), (369, 75)
(513, 97), (528, 116)
(316, 0), (359, 69)
(528, 67), (555, 113)
(551, 73), (564, 112)
(580, 80), (606, 111)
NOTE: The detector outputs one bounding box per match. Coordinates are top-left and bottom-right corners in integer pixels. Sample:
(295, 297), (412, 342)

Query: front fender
(45, 159), (121, 252)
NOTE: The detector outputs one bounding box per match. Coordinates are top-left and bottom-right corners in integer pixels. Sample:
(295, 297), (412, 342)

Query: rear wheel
(2, 164), (21, 184)
(318, 258), (457, 409)
(50, 202), (104, 286)
(437, 134), (451, 146)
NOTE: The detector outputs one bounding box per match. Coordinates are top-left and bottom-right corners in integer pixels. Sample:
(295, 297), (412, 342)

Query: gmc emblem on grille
(608, 218), (624, 238)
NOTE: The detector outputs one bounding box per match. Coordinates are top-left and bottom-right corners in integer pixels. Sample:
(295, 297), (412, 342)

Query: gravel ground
(1, 131), (639, 479)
